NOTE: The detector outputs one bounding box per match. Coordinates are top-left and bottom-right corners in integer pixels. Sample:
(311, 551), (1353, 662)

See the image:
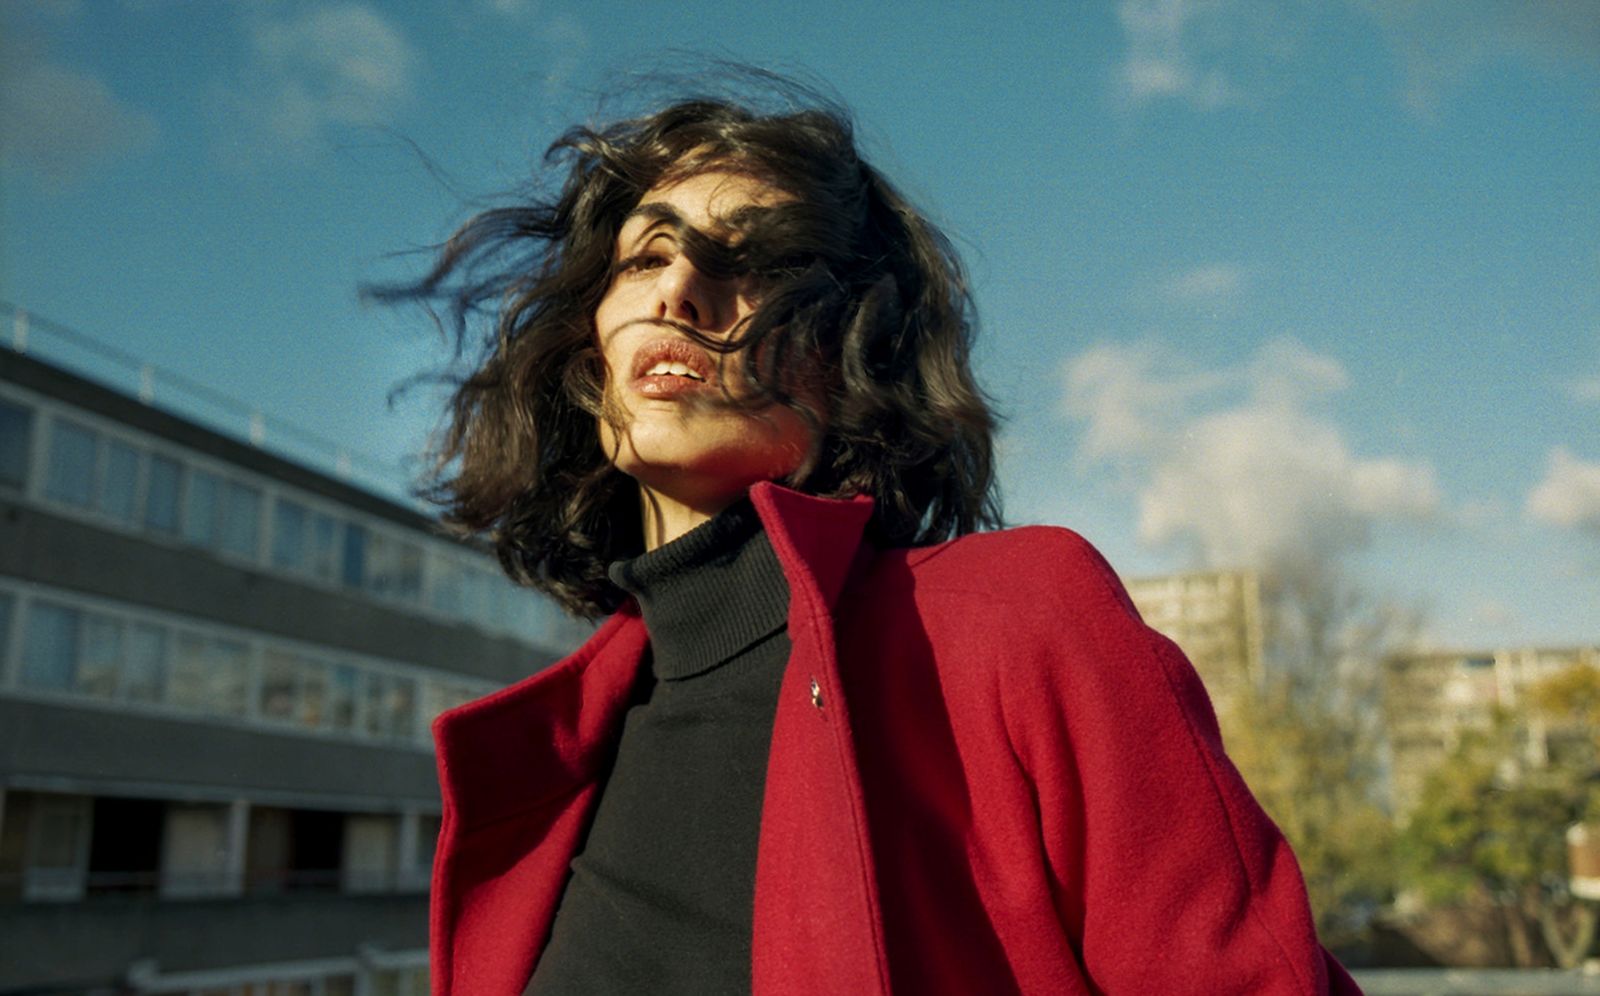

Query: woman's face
(594, 169), (815, 513)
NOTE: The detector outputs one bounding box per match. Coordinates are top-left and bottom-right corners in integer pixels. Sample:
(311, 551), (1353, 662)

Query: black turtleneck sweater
(527, 500), (791, 995)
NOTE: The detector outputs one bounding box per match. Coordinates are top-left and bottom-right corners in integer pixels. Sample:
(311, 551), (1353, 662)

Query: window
(260, 650), (301, 723)
(261, 651), (337, 730)
(4, 581), (492, 746)
(327, 664), (358, 732)
(394, 542), (423, 602)
(342, 523), (366, 587)
(299, 658), (329, 728)
(21, 601), (80, 691)
(364, 533), (395, 597)
(123, 623), (167, 703)
(429, 554), (463, 616)
(22, 793), (91, 901)
(77, 614), (122, 699)
(0, 398), (32, 488)
(144, 454), (181, 533)
(170, 632), (249, 717)
(271, 501), (342, 583)
(308, 510), (340, 581)
(272, 498), (308, 571)
(184, 468), (220, 546)
(101, 439), (140, 524)
(422, 680), (473, 725)
(212, 638), (250, 716)
(465, 566), (498, 630)
(45, 419), (97, 508)
(176, 466), (263, 558)
(364, 673), (416, 740)
(0, 592), (13, 678)
(219, 480), (261, 559)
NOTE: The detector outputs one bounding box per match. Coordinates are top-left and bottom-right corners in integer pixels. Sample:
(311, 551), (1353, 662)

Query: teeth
(644, 361), (703, 380)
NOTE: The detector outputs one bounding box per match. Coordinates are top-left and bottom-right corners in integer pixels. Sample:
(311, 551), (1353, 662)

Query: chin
(620, 451), (795, 505)
(598, 414), (810, 505)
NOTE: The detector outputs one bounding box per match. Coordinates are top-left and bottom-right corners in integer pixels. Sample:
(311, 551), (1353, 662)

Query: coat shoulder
(865, 525), (1181, 730)
(892, 525), (1139, 619)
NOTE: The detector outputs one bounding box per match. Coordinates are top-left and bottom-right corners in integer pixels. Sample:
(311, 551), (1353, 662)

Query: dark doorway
(87, 797), (163, 895)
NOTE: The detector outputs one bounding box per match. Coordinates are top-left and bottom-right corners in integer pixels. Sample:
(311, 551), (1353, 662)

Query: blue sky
(2, 0), (1597, 650)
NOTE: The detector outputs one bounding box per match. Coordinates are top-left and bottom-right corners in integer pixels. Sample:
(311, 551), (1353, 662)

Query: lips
(629, 336), (719, 398)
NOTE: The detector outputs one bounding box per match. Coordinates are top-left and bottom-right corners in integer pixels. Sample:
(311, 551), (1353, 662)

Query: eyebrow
(621, 202), (683, 230)
(619, 200), (778, 242)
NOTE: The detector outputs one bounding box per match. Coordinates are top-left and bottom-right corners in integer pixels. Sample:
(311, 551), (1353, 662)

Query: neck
(639, 484), (744, 550)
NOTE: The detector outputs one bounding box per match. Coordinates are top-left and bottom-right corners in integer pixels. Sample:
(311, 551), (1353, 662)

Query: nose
(655, 255), (731, 332)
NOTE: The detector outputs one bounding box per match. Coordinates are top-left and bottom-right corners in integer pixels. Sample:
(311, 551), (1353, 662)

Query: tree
(1215, 557), (1410, 951)
(1219, 678), (1395, 950)
(1396, 664), (1600, 968)
(1528, 663), (1600, 783)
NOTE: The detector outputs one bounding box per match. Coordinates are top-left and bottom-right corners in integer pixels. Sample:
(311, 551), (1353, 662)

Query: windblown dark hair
(374, 81), (1000, 618)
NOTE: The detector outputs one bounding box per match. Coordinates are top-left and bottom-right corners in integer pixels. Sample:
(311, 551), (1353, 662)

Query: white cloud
(1354, 0), (1600, 116)
(0, 26), (158, 186)
(1060, 341), (1226, 460)
(480, 0), (534, 15)
(1061, 338), (1439, 571)
(1159, 262), (1250, 303)
(1527, 448), (1600, 535)
(1112, 0), (1304, 112)
(218, 4), (416, 162)
(1116, 0), (1236, 109)
(531, 12), (590, 103)
(1568, 374), (1600, 405)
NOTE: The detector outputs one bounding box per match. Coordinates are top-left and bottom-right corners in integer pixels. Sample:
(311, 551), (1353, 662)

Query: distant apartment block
(1124, 568), (1265, 716)
(0, 350), (585, 994)
(1384, 646), (1600, 819)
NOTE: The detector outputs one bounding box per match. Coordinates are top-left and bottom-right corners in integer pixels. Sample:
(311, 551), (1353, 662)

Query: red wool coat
(430, 483), (1362, 995)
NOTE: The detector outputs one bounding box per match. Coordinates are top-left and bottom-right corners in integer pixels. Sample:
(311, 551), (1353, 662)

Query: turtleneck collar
(607, 497), (790, 681)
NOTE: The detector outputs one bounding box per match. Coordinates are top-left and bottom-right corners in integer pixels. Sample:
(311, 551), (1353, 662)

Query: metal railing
(3, 301), (421, 506)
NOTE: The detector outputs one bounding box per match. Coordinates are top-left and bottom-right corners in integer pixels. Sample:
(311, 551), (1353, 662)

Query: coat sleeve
(997, 531), (1362, 995)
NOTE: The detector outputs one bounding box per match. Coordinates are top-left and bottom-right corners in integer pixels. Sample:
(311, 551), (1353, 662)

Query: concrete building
(1383, 646), (1600, 819)
(0, 349), (583, 994)
(1124, 568), (1265, 717)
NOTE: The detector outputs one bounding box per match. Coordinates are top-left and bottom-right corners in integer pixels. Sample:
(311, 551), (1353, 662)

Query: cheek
(595, 416), (619, 466)
(762, 405), (818, 474)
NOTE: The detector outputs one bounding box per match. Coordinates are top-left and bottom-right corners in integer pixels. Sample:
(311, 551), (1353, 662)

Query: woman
(396, 84), (1360, 995)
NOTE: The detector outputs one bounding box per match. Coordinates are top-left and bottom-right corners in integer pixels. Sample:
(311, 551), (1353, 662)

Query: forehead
(621, 170), (792, 238)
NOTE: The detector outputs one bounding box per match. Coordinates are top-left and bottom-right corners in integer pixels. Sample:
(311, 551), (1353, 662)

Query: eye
(748, 253), (813, 284)
(614, 252), (670, 276)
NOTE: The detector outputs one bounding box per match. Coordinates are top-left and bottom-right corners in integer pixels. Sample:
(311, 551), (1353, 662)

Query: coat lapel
(433, 484), (890, 995)
(431, 606), (650, 996)
(749, 484), (891, 995)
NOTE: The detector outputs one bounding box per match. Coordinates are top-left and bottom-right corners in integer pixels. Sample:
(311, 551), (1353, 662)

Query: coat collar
(432, 483), (876, 835)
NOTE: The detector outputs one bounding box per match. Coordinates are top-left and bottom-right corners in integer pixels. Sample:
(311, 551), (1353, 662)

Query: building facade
(0, 350), (584, 994)
(1383, 645), (1600, 819)
(1123, 568), (1265, 718)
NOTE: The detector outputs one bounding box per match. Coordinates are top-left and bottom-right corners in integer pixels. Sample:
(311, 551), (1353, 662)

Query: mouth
(629, 336), (719, 398)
